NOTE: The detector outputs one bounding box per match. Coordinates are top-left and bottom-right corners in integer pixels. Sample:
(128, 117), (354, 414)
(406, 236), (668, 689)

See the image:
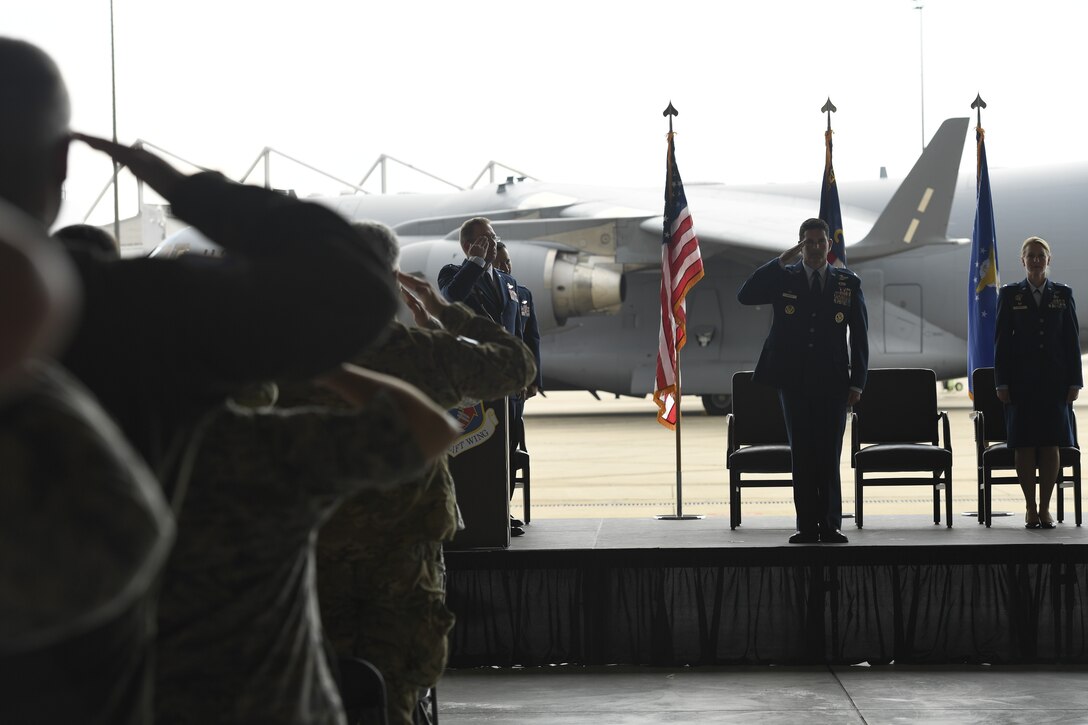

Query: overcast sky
(6, 0), (1085, 227)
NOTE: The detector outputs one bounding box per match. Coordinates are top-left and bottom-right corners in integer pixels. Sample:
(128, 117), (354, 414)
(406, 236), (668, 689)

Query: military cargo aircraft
(161, 116), (1088, 413)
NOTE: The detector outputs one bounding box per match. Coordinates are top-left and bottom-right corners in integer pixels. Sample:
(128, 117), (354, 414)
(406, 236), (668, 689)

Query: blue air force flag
(819, 129), (847, 268)
(968, 126), (999, 395)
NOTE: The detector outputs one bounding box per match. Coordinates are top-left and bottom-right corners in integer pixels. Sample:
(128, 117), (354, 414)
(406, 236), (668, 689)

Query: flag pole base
(655, 514), (704, 521)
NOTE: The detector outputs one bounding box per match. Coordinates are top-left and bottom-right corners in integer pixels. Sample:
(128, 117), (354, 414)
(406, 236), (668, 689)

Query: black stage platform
(445, 515), (1088, 667)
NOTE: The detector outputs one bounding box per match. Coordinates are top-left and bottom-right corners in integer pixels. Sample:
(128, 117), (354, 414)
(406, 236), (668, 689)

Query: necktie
(1034, 288), (1042, 306)
(811, 271), (822, 296)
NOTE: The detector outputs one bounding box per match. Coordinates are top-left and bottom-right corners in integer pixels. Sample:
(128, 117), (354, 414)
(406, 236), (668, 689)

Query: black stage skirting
(444, 517), (1088, 666)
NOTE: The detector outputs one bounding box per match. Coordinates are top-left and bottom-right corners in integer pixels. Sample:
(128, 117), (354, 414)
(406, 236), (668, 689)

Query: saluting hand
(466, 235), (498, 263)
(465, 236), (488, 258)
(398, 271), (447, 321)
(72, 133), (186, 201)
(779, 241), (805, 266)
(400, 285), (432, 328)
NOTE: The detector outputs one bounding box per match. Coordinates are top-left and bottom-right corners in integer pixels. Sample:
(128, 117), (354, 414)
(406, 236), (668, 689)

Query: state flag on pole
(968, 126), (999, 396)
(653, 132), (705, 429)
(819, 129), (847, 268)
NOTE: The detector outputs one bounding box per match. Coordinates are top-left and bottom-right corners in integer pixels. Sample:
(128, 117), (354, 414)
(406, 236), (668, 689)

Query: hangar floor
(438, 663), (1088, 724)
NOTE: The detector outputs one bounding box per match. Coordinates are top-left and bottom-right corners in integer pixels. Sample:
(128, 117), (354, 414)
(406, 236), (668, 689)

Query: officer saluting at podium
(737, 218), (868, 544)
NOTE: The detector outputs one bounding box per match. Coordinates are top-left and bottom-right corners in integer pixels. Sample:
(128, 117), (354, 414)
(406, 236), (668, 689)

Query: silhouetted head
(798, 217), (830, 241)
(350, 220), (399, 273)
(0, 38), (71, 227)
(494, 241), (512, 275)
(54, 224), (119, 259)
(0, 197), (80, 381)
(798, 218), (830, 270)
(1020, 235), (1052, 280)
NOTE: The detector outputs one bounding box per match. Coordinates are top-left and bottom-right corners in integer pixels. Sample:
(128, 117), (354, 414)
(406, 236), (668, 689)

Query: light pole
(110, 0), (121, 243)
(915, 0), (925, 151)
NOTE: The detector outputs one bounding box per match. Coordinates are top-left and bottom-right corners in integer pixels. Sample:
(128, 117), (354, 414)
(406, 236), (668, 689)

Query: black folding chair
(851, 368), (953, 528)
(337, 656), (389, 725)
(726, 371), (792, 530)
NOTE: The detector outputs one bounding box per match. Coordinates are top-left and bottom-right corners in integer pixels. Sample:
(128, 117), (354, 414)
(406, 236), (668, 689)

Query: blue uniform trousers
(779, 385), (847, 534)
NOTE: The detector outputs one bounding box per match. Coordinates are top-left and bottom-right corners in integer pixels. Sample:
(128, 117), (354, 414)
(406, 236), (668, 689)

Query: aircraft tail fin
(851, 117), (969, 259)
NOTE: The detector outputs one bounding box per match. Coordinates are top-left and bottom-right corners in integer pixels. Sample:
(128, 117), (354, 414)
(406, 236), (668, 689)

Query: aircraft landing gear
(701, 394), (732, 416)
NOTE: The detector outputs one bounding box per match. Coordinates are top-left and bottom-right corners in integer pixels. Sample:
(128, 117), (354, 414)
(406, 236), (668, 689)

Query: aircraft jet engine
(396, 239), (624, 331)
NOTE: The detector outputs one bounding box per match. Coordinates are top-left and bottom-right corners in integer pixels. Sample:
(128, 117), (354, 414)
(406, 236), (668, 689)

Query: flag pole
(658, 302), (700, 520)
(110, 0), (121, 246)
(971, 93), (986, 140)
(656, 102), (701, 521)
(818, 98), (847, 269)
(822, 97), (835, 132)
(965, 92), (1005, 518)
(675, 346), (683, 515)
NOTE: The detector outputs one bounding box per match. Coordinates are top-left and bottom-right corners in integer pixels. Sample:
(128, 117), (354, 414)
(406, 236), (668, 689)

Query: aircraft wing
(634, 188), (881, 269)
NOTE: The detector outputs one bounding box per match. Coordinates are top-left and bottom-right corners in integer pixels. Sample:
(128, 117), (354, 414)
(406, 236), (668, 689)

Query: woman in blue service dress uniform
(994, 236), (1082, 529)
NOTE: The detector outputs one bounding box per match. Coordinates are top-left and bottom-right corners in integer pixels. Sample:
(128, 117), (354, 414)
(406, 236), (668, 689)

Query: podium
(446, 398), (511, 549)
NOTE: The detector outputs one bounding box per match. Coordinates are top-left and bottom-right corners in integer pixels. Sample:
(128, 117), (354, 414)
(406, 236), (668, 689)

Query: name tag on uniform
(782, 292), (798, 299)
(1012, 305), (1028, 310)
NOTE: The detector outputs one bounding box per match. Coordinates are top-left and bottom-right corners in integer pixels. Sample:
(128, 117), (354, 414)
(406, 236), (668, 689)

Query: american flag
(653, 132), (705, 429)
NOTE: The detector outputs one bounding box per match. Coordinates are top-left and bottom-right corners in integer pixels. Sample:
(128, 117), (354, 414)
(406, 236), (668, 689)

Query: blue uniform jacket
(994, 279), (1082, 394)
(737, 259), (869, 391)
(438, 260), (520, 337)
(516, 285), (543, 390)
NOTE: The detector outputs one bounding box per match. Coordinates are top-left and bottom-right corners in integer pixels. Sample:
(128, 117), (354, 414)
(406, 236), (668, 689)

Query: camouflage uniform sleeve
(0, 363), (173, 653)
(405, 302), (537, 409)
(234, 389), (427, 500)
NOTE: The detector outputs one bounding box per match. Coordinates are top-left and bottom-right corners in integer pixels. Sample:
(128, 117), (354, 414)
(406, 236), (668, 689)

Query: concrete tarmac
(516, 385), (1082, 525)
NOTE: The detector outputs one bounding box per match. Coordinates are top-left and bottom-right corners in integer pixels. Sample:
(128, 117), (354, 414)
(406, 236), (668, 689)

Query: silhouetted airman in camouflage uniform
(316, 268), (536, 725)
(0, 362), (173, 725)
(155, 385), (428, 725)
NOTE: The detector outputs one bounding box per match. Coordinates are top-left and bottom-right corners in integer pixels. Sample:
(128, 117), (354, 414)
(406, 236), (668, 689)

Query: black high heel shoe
(1025, 509), (1041, 529)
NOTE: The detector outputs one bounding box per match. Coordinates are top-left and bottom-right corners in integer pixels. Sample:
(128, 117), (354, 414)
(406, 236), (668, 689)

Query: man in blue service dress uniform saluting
(438, 217), (520, 336)
(439, 217), (528, 535)
(738, 218), (868, 544)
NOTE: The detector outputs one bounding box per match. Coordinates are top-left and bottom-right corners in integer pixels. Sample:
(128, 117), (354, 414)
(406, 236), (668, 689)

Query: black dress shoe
(1039, 511), (1056, 529)
(510, 517), (525, 528)
(820, 530), (849, 544)
(511, 526), (525, 537)
(788, 531), (819, 544)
